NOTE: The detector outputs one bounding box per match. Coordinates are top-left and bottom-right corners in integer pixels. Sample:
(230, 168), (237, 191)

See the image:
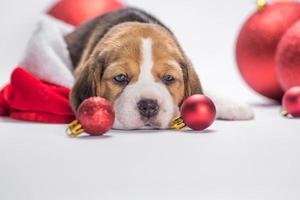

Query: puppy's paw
(215, 100), (254, 121)
(205, 90), (255, 121)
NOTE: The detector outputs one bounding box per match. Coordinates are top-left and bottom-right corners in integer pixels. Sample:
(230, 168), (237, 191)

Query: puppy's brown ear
(181, 60), (203, 102)
(69, 57), (103, 112)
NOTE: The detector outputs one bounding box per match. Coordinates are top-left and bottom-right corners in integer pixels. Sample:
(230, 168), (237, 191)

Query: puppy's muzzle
(137, 99), (160, 118)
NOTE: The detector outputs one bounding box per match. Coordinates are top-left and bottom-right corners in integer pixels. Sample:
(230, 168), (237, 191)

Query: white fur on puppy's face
(113, 38), (179, 130)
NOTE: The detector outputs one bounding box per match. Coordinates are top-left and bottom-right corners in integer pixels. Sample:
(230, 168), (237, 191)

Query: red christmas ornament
(282, 86), (300, 117)
(48, 0), (124, 26)
(276, 20), (300, 91)
(180, 95), (216, 131)
(68, 97), (115, 136)
(236, 0), (300, 100)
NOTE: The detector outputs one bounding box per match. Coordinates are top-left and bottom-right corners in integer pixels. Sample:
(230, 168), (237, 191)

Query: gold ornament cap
(257, 0), (267, 11)
(66, 120), (84, 137)
(280, 108), (292, 118)
(170, 116), (186, 130)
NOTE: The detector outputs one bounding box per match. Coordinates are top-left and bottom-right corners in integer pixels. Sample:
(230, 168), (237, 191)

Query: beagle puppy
(66, 8), (253, 130)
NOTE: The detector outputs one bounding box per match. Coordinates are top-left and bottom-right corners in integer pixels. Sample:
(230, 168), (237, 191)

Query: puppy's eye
(162, 75), (175, 85)
(113, 74), (129, 85)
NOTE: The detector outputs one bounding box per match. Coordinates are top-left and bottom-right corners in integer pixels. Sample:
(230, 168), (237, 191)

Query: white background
(0, 0), (300, 200)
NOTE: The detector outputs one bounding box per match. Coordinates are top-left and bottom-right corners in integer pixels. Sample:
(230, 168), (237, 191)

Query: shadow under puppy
(66, 7), (254, 130)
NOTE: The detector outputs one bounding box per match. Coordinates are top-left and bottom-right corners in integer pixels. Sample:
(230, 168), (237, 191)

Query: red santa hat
(0, 16), (76, 123)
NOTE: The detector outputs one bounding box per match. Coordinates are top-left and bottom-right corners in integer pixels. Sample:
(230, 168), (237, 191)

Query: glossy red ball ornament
(276, 20), (300, 91)
(180, 95), (216, 131)
(77, 97), (115, 135)
(282, 86), (300, 117)
(236, 1), (300, 100)
(48, 0), (124, 26)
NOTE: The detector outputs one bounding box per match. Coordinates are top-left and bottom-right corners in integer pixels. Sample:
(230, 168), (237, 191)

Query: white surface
(0, 0), (300, 200)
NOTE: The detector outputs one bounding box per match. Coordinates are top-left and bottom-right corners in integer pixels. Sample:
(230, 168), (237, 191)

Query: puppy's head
(70, 22), (202, 129)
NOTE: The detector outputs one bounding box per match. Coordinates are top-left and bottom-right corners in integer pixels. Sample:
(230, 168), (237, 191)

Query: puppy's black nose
(137, 99), (160, 118)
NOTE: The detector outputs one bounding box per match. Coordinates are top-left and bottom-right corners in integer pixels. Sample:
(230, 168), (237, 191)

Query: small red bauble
(180, 95), (216, 131)
(77, 97), (115, 135)
(276, 20), (300, 91)
(282, 86), (300, 117)
(48, 0), (124, 26)
(236, 1), (300, 100)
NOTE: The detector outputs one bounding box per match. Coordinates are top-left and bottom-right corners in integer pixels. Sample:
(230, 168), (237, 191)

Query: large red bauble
(48, 0), (124, 26)
(236, 2), (300, 100)
(77, 97), (115, 136)
(276, 20), (300, 91)
(282, 86), (300, 117)
(181, 95), (216, 131)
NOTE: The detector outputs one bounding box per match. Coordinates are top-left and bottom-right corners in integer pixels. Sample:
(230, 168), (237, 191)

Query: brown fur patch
(151, 61), (185, 105)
